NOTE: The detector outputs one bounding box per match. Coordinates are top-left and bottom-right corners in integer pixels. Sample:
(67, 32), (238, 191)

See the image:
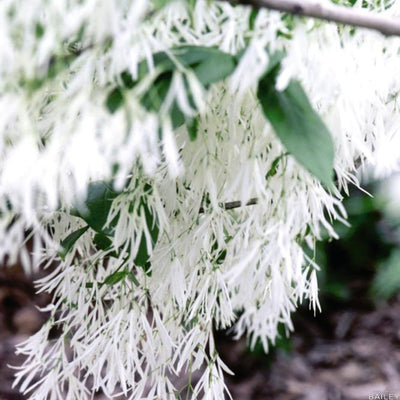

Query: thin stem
(199, 197), (258, 213)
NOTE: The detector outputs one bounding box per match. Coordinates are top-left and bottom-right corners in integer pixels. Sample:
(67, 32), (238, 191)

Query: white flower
(1, 0), (400, 399)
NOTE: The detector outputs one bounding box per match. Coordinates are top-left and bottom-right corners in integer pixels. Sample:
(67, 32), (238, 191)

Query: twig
(228, 0), (400, 37)
(199, 197), (258, 213)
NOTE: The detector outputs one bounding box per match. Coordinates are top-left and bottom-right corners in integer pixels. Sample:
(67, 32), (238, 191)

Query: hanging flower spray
(1, 0), (400, 398)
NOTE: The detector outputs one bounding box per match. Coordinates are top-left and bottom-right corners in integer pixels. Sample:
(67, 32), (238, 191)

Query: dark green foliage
(316, 187), (397, 306)
(141, 71), (173, 112)
(106, 87), (124, 114)
(60, 182), (120, 258)
(93, 232), (113, 251)
(265, 153), (288, 180)
(59, 226), (89, 260)
(263, 51), (286, 76)
(151, 46), (236, 80)
(102, 269), (129, 286)
(258, 59), (335, 190)
(120, 70), (135, 89)
(246, 323), (292, 365)
(107, 46), (239, 139)
(74, 181), (120, 234)
(371, 249), (400, 301)
(187, 118), (199, 141)
(86, 268), (139, 289)
(35, 23), (45, 39)
(128, 271), (140, 286)
(134, 202), (159, 275)
(69, 180), (159, 275)
(120, 45), (238, 92)
(249, 9), (259, 30)
(191, 50), (236, 87)
(140, 46), (237, 128)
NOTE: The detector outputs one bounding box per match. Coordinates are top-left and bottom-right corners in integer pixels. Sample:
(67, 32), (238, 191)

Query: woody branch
(228, 0), (400, 37)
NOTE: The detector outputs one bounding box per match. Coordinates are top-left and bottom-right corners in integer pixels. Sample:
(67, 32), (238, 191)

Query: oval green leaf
(59, 226), (89, 260)
(258, 64), (335, 190)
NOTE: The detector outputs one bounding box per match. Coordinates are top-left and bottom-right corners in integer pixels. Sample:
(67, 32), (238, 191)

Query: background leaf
(371, 248), (400, 301)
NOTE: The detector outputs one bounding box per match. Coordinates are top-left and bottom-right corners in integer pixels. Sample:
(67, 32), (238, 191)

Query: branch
(199, 198), (258, 213)
(228, 0), (400, 37)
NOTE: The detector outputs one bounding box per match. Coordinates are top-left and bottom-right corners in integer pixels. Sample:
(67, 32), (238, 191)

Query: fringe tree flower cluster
(1, 0), (400, 399)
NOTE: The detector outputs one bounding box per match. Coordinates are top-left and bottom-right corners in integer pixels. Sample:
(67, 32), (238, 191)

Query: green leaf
(157, 46), (237, 87)
(93, 232), (113, 250)
(135, 46), (227, 85)
(35, 23), (45, 39)
(258, 63), (335, 189)
(170, 103), (186, 129)
(264, 51), (286, 77)
(151, 46), (233, 73)
(265, 153), (288, 180)
(75, 181), (120, 234)
(106, 87), (124, 114)
(187, 118), (199, 141)
(107, 46), (239, 143)
(141, 72), (173, 113)
(59, 226), (89, 260)
(120, 70), (135, 89)
(134, 202), (159, 275)
(102, 270), (129, 286)
(93, 232), (119, 257)
(249, 9), (258, 30)
(128, 271), (140, 286)
(191, 51), (236, 87)
(139, 46), (238, 132)
(140, 73), (186, 130)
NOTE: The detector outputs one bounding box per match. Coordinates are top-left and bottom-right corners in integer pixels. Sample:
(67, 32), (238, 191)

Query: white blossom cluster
(1, 0), (400, 399)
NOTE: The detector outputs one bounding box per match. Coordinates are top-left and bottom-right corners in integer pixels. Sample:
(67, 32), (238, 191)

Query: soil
(217, 299), (400, 400)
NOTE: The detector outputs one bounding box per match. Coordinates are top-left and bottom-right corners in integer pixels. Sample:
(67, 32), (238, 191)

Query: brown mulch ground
(217, 299), (400, 400)
(1, 264), (400, 400)
(0, 265), (51, 400)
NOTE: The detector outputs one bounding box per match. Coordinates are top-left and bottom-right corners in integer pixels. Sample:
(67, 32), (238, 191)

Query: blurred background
(2, 174), (400, 400)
